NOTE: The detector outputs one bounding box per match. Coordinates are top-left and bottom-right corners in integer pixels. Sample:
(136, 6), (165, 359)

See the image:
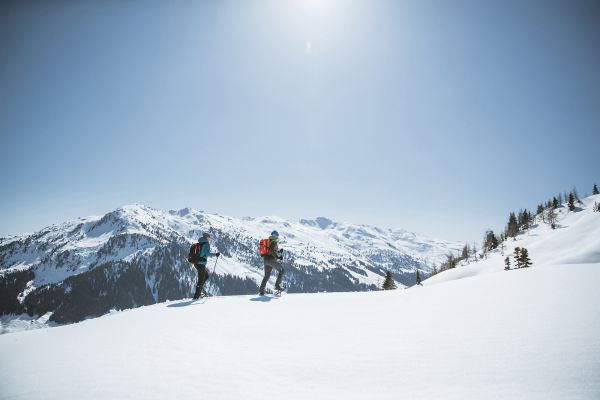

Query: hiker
(189, 232), (220, 299)
(259, 230), (284, 295)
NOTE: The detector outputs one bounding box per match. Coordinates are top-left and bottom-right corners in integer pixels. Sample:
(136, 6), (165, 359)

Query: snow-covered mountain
(1, 196), (598, 399)
(0, 205), (461, 327)
(423, 193), (600, 287)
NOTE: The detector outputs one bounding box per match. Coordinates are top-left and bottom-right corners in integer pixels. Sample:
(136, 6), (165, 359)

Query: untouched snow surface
(1, 196), (598, 398)
(1, 262), (599, 399)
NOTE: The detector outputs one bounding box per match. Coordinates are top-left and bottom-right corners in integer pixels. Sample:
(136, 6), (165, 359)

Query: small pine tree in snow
(573, 187), (580, 203)
(517, 210), (530, 231)
(546, 207), (557, 229)
(552, 197), (559, 209)
(448, 253), (458, 268)
(416, 270), (422, 286)
(519, 248), (532, 268)
(483, 230), (499, 252)
(382, 271), (397, 290)
(524, 210), (532, 231)
(514, 247), (522, 269)
(568, 193), (575, 211)
(504, 257), (511, 271)
(536, 204), (544, 216)
(461, 244), (469, 261)
(593, 184), (599, 195)
(506, 213), (519, 239)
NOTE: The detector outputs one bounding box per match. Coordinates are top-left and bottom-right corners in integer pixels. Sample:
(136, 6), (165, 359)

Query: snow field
(2, 195), (598, 398)
(1, 261), (599, 399)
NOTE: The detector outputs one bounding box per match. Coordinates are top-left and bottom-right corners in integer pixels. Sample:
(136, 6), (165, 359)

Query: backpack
(188, 243), (202, 263)
(259, 239), (270, 256)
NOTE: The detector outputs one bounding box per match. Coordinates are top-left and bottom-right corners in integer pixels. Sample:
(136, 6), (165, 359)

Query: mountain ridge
(0, 204), (462, 327)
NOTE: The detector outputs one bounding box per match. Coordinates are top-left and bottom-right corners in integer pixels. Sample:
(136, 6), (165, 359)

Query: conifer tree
(506, 212), (519, 238)
(568, 192), (575, 211)
(519, 248), (532, 268)
(536, 204), (544, 215)
(572, 187), (580, 202)
(416, 270), (422, 286)
(382, 271), (397, 290)
(593, 184), (599, 195)
(519, 210), (531, 231)
(546, 207), (557, 229)
(461, 244), (469, 259)
(514, 247), (522, 268)
(484, 230), (499, 251)
(504, 256), (511, 271)
(445, 253), (457, 269)
(552, 197), (559, 209)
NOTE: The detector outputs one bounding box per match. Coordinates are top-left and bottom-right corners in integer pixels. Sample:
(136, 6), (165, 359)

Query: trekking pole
(207, 255), (220, 296)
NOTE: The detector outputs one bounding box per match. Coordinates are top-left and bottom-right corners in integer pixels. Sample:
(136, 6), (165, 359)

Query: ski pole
(207, 255), (220, 295)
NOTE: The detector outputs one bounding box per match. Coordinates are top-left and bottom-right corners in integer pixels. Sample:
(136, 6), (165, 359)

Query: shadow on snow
(248, 296), (279, 302)
(167, 299), (205, 308)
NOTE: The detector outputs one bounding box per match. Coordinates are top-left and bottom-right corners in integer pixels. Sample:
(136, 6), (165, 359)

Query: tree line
(417, 182), (599, 284)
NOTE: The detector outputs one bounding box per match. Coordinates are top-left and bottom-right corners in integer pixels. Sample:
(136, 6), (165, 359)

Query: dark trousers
(260, 257), (284, 293)
(193, 264), (209, 299)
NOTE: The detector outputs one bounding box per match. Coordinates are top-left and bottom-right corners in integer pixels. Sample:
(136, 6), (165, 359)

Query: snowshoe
(274, 285), (287, 296)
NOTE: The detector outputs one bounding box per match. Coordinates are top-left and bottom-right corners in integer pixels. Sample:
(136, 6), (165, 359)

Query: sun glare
(298, 0), (338, 17)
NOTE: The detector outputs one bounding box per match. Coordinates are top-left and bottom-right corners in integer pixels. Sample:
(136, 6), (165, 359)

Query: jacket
(194, 237), (218, 266)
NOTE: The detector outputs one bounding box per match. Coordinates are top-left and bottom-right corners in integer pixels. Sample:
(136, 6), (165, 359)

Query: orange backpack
(259, 239), (270, 256)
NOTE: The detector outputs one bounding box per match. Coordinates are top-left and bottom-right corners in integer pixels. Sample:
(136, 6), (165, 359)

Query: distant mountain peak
(168, 207), (197, 217)
(300, 217), (335, 229)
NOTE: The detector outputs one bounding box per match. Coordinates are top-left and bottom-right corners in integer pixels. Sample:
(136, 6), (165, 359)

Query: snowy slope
(0, 205), (461, 329)
(0, 262), (598, 399)
(1, 196), (598, 399)
(423, 194), (600, 286)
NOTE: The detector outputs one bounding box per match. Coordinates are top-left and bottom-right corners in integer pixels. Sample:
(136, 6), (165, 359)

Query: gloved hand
(216, 252), (221, 258)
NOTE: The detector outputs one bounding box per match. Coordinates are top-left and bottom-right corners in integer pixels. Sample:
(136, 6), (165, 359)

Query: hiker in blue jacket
(192, 232), (220, 299)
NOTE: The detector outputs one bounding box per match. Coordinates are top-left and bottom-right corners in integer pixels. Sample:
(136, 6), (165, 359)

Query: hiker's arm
(200, 243), (218, 258)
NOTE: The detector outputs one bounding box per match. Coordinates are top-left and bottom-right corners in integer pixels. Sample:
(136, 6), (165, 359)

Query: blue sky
(1, 0), (598, 242)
